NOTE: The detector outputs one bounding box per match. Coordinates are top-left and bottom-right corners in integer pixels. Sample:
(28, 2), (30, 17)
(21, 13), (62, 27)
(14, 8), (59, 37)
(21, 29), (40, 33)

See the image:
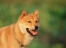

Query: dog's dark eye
(28, 21), (31, 23)
(35, 20), (38, 23)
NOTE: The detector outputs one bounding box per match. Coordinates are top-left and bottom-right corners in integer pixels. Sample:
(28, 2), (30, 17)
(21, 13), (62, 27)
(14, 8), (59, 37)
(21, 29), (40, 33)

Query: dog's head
(18, 9), (39, 36)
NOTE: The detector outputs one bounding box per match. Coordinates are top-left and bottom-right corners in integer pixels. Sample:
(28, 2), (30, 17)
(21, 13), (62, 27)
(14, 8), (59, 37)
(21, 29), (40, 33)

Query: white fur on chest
(23, 32), (33, 46)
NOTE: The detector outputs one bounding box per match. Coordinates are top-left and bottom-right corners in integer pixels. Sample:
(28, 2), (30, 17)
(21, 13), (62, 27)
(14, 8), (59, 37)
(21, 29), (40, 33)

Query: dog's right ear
(21, 10), (27, 16)
(19, 10), (27, 19)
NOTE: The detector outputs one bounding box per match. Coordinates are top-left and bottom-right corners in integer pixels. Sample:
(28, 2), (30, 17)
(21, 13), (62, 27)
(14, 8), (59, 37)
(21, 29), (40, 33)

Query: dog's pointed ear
(33, 9), (39, 16)
(18, 10), (27, 20)
(20, 10), (27, 17)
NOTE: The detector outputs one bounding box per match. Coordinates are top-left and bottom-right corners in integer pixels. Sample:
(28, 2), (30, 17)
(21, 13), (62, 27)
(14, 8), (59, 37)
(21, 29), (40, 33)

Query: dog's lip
(26, 28), (37, 35)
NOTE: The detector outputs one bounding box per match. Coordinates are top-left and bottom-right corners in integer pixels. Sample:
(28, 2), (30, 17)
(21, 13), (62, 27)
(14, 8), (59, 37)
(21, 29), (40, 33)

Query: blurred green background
(0, 0), (66, 48)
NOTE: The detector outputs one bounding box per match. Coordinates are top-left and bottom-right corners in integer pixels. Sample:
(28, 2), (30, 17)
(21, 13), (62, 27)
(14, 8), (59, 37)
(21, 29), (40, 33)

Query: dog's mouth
(26, 28), (37, 36)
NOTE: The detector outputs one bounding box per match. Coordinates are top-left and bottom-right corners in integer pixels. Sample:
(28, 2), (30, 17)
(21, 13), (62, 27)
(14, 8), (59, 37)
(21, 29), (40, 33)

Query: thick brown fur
(0, 9), (39, 48)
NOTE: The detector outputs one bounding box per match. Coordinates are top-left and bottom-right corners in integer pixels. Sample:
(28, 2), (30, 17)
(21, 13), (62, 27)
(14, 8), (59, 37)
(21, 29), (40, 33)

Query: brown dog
(0, 9), (39, 48)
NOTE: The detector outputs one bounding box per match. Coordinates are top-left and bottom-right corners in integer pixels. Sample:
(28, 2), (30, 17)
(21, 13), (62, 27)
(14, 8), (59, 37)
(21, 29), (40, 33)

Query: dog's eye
(35, 20), (38, 23)
(28, 21), (31, 23)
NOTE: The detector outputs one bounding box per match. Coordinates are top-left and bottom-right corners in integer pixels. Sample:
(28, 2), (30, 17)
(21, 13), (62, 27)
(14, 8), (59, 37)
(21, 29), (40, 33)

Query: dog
(0, 9), (39, 48)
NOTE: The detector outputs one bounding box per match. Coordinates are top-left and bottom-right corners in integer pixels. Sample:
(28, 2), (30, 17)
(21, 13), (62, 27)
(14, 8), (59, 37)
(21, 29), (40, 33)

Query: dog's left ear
(33, 9), (39, 16)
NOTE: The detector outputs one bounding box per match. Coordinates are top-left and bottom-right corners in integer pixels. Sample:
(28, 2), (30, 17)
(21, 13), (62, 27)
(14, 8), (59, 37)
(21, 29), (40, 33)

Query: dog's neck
(14, 23), (25, 45)
(14, 23), (33, 46)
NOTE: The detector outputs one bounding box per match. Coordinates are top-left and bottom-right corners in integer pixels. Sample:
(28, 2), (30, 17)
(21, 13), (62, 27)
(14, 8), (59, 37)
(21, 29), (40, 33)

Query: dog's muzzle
(26, 26), (38, 36)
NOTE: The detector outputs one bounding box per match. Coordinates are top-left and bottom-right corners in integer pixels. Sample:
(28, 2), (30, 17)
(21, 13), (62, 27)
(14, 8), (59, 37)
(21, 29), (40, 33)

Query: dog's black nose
(35, 26), (38, 30)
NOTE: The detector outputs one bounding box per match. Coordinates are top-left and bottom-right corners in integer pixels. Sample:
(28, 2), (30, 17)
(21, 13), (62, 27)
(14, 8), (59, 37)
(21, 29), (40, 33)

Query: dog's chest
(23, 33), (33, 46)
